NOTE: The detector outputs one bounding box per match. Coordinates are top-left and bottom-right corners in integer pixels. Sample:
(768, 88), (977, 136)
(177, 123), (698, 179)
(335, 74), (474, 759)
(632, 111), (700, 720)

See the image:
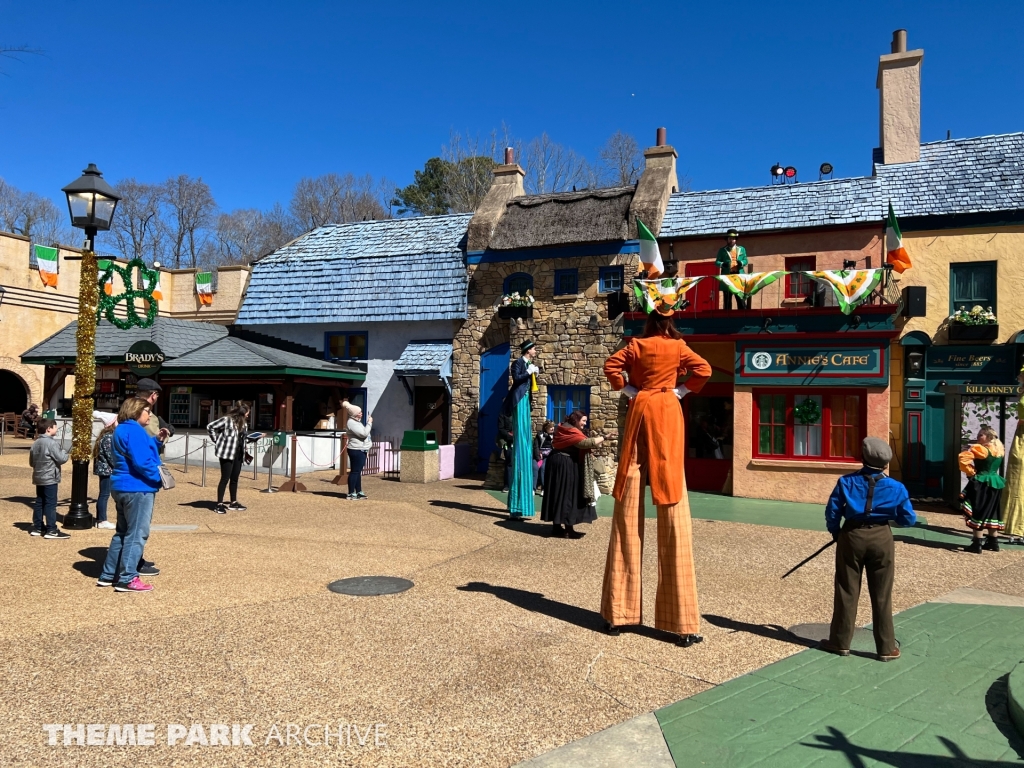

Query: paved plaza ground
(2, 436), (1024, 767)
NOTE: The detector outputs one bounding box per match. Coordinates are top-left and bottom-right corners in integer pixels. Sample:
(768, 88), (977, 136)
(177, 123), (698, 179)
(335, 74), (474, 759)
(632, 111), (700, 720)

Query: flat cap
(135, 377), (162, 393)
(862, 436), (892, 469)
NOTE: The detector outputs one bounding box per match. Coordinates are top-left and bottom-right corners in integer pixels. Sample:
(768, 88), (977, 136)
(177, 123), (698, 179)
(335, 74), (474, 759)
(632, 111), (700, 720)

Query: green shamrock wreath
(97, 258), (158, 330)
(793, 397), (822, 425)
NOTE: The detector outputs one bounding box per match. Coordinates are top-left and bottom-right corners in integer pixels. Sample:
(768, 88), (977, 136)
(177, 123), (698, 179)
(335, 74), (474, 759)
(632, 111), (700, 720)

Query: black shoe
(566, 528), (586, 539)
(30, 529), (43, 537)
(215, 504), (228, 515)
(983, 537), (1000, 552)
(228, 501), (247, 511)
(967, 539), (984, 554)
(551, 525), (568, 538)
(356, 492), (367, 499)
(138, 564), (160, 577)
(605, 621), (621, 636)
(43, 529), (71, 539)
(677, 634), (704, 648)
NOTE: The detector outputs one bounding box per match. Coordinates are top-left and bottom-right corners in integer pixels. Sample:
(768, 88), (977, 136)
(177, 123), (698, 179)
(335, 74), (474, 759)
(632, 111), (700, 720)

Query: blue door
(478, 343), (511, 472)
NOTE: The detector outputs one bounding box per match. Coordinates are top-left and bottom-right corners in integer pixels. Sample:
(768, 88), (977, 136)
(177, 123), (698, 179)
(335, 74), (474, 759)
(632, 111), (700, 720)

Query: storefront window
(325, 332), (368, 360)
(753, 389), (864, 461)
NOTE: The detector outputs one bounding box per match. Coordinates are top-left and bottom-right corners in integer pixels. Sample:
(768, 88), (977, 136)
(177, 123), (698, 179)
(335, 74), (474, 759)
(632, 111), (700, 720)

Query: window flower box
(949, 323), (999, 341)
(498, 305), (532, 320)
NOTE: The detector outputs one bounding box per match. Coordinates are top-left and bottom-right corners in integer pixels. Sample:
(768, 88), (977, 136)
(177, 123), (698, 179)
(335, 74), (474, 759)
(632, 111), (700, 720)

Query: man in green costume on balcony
(715, 228), (749, 310)
(502, 340), (539, 519)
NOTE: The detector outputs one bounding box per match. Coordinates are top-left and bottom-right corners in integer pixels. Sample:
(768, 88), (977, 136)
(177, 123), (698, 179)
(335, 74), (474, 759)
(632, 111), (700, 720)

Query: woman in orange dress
(601, 310), (712, 646)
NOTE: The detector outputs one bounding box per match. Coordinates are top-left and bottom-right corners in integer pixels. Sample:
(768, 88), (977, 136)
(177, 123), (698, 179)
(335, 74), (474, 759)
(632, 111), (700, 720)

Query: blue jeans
(348, 449), (366, 495)
(100, 490), (155, 585)
(95, 475), (111, 523)
(33, 484), (58, 533)
(533, 457), (548, 490)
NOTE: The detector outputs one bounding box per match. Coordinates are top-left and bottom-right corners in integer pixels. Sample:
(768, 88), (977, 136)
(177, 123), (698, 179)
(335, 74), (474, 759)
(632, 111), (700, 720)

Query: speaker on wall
(902, 286), (927, 318)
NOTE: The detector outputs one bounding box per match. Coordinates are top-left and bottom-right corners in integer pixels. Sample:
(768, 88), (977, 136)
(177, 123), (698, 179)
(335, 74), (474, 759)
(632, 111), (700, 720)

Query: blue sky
(1, 0), (1021, 214)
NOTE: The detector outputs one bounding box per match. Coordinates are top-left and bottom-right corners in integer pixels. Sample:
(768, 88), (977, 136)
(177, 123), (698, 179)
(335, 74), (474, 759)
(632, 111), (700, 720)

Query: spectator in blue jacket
(820, 436), (916, 662)
(97, 397), (164, 593)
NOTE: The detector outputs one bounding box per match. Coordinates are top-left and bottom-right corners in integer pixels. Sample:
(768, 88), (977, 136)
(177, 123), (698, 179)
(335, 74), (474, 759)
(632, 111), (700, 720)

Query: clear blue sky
(1, 0), (1021, 214)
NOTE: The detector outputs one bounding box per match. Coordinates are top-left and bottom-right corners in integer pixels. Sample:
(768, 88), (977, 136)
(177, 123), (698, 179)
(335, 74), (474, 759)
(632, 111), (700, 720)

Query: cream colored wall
(731, 385), (890, 504)
(0, 230), (249, 408)
(897, 226), (1024, 343)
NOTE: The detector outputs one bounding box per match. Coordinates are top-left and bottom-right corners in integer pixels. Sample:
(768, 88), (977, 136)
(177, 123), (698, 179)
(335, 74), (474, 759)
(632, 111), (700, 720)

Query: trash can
(400, 430), (439, 484)
(273, 431), (288, 447)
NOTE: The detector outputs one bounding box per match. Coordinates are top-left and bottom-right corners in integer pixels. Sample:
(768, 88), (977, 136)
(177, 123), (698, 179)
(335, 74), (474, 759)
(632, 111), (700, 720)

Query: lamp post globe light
(61, 164), (121, 529)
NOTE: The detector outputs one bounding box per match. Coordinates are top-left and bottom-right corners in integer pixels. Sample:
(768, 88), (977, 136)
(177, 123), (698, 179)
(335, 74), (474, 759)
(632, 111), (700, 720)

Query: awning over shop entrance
(393, 340), (453, 402)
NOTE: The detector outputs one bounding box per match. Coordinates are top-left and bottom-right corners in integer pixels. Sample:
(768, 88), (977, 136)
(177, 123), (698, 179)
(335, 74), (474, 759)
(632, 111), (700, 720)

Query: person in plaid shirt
(207, 405), (250, 514)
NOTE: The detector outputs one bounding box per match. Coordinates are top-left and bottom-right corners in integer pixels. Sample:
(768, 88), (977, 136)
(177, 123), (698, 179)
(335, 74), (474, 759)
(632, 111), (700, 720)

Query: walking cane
(781, 540), (836, 579)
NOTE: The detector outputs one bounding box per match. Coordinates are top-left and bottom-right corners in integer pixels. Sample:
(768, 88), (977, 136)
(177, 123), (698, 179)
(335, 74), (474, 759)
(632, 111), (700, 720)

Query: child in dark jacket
(28, 418), (70, 539)
(93, 420), (117, 529)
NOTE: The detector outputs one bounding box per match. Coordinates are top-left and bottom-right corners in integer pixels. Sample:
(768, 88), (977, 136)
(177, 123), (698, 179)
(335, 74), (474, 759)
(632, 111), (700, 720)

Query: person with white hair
(345, 406), (372, 500)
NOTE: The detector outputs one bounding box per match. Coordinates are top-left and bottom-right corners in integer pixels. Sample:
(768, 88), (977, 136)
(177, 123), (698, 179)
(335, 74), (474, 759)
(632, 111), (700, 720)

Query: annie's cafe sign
(125, 341), (165, 376)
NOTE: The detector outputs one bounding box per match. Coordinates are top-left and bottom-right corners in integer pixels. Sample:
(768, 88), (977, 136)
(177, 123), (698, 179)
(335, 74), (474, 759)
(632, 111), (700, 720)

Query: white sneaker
(95, 520), (116, 529)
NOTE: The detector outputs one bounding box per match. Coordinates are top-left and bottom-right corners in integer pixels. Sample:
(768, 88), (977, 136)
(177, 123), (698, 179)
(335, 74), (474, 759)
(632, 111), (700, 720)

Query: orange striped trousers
(600, 441), (700, 636)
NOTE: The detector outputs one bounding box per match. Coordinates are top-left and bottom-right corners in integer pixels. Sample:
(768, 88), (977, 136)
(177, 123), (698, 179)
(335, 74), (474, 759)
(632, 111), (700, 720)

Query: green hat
(726, 228), (739, 238)
(520, 340), (536, 353)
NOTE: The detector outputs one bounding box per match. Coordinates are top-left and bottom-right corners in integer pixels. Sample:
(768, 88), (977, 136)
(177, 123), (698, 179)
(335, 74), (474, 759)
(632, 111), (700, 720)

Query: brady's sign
(125, 340), (165, 376)
(737, 342), (888, 384)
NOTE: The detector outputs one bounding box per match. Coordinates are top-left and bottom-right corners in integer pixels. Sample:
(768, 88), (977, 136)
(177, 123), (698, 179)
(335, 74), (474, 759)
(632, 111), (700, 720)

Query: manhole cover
(327, 576), (414, 596)
(788, 623), (875, 651)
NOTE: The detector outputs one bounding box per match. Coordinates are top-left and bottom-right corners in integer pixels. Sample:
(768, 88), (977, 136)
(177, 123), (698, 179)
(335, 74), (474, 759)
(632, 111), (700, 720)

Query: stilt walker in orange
(601, 308), (711, 646)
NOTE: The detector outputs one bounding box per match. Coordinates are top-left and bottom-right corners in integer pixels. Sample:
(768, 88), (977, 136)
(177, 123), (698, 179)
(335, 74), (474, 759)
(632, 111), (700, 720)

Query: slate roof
(661, 133), (1024, 238)
(393, 341), (453, 376)
(21, 317), (228, 363)
(237, 214), (471, 325)
(163, 337), (362, 377)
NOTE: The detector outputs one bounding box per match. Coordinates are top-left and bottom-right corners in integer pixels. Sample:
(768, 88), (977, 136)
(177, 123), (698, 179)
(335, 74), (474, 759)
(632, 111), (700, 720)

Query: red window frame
(752, 388), (866, 462)
(784, 256), (815, 298)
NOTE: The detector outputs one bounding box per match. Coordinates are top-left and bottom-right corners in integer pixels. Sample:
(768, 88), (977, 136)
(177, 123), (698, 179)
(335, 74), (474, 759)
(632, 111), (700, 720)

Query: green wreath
(794, 397), (822, 425)
(97, 258), (158, 330)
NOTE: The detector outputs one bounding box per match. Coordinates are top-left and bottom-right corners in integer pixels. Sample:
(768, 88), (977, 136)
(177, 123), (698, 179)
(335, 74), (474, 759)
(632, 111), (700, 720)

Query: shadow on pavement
(177, 500), (222, 510)
(457, 582), (681, 643)
(4, 495), (36, 509)
(985, 674), (1024, 758)
(72, 546), (108, 579)
(802, 725), (1018, 766)
(428, 499), (506, 520)
(702, 614), (817, 649)
(12, 521), (34, 532)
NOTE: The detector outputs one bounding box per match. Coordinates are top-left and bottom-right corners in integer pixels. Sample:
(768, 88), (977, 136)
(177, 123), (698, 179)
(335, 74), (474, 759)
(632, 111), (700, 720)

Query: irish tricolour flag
(34, 245), (59, 287)
(637, 217), (663, 278)
(196, 271), (213, 305)
(143, 271), (163, 302)
(885, 202), (912, 273)
(97, 259), (114, 295)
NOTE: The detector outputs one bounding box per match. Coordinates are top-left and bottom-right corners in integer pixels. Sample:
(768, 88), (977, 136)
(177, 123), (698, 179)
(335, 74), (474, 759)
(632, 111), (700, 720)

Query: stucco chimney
(466, 151), (525, 251)
(877, 29), (923, 164)
(628, 128), (678, 238)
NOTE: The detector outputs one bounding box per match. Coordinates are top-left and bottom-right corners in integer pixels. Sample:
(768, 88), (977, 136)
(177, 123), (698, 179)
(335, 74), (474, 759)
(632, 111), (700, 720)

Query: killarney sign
(125, 340), (165, 376)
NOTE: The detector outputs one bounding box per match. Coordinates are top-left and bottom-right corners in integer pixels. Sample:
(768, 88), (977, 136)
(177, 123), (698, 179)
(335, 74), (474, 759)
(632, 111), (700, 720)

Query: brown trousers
(828, 523), (896, 654)
(600, 439), (700, 636)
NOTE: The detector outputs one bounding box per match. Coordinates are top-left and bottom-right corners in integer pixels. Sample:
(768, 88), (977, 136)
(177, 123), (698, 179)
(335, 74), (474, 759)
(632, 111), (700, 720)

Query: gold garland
(71, 249), (99, 462)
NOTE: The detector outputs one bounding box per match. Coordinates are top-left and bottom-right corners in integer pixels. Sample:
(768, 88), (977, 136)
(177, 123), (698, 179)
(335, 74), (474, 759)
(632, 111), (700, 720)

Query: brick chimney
(877, 29), (924, 164)
(466, 149), (525, 252)
(628, 127), (679, 237)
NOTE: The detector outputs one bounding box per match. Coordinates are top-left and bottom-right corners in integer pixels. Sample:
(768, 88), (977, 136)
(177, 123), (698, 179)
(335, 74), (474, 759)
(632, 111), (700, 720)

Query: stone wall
(452, 252), (640, 467)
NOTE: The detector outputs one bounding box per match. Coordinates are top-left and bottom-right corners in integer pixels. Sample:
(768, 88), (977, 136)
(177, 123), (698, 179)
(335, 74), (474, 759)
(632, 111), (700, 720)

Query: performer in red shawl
(541, 411), (604, 538)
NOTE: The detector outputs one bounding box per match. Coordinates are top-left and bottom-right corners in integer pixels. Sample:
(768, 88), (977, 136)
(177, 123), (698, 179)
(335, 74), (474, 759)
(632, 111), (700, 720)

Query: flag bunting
(714, 271), (785, 298)
(632, 277), (703, 315)
(804, 269), (884, 315)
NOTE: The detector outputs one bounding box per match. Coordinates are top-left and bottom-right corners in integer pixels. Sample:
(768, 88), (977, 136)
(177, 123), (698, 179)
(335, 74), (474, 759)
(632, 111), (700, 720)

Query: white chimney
(877, 29), (924, 164)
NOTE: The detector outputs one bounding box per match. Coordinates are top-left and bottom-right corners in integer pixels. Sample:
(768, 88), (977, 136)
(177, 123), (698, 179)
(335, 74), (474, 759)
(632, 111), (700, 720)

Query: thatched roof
(487, 186), (635, 250)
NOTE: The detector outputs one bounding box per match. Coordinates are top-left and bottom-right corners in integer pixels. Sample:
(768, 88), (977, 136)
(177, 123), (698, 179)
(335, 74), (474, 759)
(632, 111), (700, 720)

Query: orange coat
(604, 336), (712, 505)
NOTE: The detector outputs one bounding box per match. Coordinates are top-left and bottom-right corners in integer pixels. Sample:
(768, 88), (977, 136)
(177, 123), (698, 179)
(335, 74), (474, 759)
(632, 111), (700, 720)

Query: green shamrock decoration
(97, 258), (159, 330)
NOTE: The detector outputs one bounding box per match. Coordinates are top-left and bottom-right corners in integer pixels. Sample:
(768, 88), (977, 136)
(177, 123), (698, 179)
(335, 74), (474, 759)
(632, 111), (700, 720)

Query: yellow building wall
(0, 230), (248, 410)
(898, 226), (1024, 343)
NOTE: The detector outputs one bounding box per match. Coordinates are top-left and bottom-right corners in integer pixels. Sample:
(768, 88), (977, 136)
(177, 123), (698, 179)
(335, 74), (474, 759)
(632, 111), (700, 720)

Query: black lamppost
(60, 164), (120, 529)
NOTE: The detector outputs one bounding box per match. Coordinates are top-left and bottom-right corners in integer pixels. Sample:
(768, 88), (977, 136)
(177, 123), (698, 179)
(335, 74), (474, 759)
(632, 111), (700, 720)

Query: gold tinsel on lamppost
(71, 249), (99, 461)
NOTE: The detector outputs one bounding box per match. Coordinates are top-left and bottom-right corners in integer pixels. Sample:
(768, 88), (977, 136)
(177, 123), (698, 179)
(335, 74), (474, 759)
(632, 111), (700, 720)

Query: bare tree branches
(109, 179), (164, 262)
(598, 131), (643, 186)
(290, 173), (390, 230)
(0, 178), (75, 245)
(162, 175), (216, 268)
(522, 132), (598, 195)
(213, 204), (299, 265)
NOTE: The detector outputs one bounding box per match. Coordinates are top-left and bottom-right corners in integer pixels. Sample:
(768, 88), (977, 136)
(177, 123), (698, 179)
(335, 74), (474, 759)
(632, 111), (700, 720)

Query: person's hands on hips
(622, 384), (639, 398)
(674, 385), (691, 400)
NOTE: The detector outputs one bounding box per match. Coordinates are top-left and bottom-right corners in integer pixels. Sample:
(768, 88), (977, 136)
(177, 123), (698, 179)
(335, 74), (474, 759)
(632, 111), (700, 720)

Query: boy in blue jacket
(821, 436), (916, 662)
